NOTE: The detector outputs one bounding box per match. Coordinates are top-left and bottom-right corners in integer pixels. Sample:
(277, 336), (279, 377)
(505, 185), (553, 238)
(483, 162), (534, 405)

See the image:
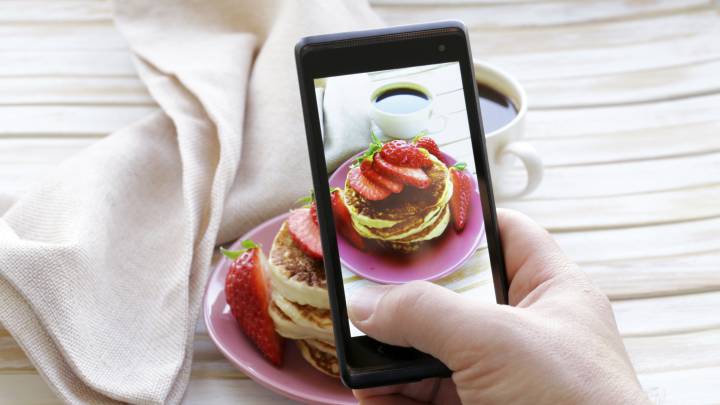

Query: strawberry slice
(222, 240), (284, 366)
(380, 140), (431, 168)
(287, 208), (323, 259)
(330, 188), (365, 250)
(374, 154), (431, 189)
(449, 163), (472, 231)
(414, 136), (446, 165)
(348, 166), (392, 201)
(360, 157), (404, 193)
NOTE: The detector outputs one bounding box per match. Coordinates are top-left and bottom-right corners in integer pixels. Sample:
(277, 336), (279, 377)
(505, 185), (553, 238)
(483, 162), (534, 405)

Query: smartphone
(295, 21), (509, 389)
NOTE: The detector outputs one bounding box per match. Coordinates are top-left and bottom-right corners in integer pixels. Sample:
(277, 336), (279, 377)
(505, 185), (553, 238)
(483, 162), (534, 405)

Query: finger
(355, 379), (460, 405)
(496, 208), (577, 305)
(348, 281), (508, 369)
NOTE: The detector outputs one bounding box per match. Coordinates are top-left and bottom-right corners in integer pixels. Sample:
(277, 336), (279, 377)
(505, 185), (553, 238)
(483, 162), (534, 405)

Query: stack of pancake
(344, 154), (453, 253)
(267, 220), (339, 377)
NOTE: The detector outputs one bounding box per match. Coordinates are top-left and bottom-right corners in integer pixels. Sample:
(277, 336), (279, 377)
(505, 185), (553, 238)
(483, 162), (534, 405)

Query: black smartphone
(295, 20), (509, 389)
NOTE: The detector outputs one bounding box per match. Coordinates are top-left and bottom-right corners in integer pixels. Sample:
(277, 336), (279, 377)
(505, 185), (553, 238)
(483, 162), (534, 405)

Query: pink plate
(203, 213), (356, 405)
(329, 152), (484, 284)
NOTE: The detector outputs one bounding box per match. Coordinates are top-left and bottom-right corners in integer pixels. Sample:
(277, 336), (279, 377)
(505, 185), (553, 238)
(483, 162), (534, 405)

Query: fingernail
(348, 285), (387, 323)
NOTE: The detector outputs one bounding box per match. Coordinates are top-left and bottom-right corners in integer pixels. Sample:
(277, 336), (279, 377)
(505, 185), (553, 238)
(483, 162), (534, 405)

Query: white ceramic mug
(369, 81), (446, 140)
(474, 60), (543, 199)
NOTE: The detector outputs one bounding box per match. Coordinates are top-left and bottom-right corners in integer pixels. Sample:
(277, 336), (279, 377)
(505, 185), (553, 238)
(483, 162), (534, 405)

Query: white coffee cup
(474, 60), (542, 199)
(368, 81), (446, 140)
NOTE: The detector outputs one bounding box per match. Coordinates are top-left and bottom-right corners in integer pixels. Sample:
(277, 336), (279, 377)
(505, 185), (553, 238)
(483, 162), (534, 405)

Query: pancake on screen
(220, 134), (472, 377)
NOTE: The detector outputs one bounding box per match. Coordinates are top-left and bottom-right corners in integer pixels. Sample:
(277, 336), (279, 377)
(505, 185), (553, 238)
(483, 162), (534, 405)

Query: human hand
(348, 209), (650, 405)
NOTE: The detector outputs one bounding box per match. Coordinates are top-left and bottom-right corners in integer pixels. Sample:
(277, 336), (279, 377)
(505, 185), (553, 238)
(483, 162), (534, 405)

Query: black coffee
(477, 83), (518, 133)
(374, 87), (430, 114)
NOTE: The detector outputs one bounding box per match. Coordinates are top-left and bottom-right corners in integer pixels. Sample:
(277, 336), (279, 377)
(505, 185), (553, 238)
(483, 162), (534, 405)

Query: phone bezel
(294, 20), (509, 389)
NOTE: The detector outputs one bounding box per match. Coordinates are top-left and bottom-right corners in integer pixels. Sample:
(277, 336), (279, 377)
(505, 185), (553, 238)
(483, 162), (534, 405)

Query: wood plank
(484, 32), (720, 81)
(375, 0), (711, 29)
(614, 291), (720, 337)
(526, 93), (720, 138)
(191, 336), (245, 379)
(626, 328), (720, 374)
(0, 138), (96, 164)
(0, 105), (157, 136)
(0, 329), (33, 373)
(639, 366), (720, 405)
(502, 184), (720, 231)
(554, 217), (720, 263)
(584, 251), (720, 300)
(184, 378), (297, 405)
(0, 51), (136, 77)
(526, 60), (720, 109)
(0, 1), (112, 23)
(0, 77), (153, 105)
(506, 152), (720, 200)
(529, 121), (720, 167)
(0, 22), (127, 51)
(468, 10), (720, 55)
(0, 374), (60, 405)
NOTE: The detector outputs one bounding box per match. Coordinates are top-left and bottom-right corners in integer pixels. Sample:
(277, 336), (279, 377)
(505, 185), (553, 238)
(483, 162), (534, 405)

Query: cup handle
(496, 141), (543, 199)
(426, 112), (448, 135)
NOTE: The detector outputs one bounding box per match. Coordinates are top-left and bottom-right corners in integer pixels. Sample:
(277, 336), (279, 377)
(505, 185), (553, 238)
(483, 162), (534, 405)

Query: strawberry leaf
(220, 239), (260, 260)
(241, 239), (260, 249)
(453, 162), (467, 171)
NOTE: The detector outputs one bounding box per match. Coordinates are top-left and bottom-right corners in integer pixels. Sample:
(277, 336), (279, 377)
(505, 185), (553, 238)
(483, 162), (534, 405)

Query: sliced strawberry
(374, 154), (431, 189)
(222, 241), (284, 366)
(449, 163), (472, 231)
(380, 140), (431, 168)
(414, 136), (445, 165)
(364, 167), (405, 194)
(330, 188), (365, 250)
(359, 157), (404, 194)
(348, 166), (392, 201)
(287, 208), (323, 259)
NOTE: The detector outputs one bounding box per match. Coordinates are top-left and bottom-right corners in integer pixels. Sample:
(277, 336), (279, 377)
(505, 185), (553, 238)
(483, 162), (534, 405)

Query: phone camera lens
(438, 44), (446, 52)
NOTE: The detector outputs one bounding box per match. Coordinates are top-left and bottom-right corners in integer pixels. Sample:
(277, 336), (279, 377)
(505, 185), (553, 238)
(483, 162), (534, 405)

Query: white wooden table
(1, 1), (719, 404)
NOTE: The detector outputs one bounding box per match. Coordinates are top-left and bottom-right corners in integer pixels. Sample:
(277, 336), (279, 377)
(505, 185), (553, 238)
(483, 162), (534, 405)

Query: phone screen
(315, 62), (497, 337)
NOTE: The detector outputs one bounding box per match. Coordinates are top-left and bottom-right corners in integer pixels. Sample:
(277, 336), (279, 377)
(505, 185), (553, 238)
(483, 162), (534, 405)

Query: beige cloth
(0, 1), (381, 403)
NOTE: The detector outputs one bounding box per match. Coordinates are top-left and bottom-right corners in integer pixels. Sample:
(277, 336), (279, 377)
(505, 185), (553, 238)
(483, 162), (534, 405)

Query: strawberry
(374, 154), (431, 189)
(287, 208), (323, 259)
(297, 192), (319, 225)
(309, 204), (318, 225)
(449, 162), (472, 231)
(348, 166), (392, 201)
(414, 136), (445, 164)
(330, 188), (365, 250)
(359, 157), (404, 193)
(222, 240), (284, 366)
(380, 140), (431, 168)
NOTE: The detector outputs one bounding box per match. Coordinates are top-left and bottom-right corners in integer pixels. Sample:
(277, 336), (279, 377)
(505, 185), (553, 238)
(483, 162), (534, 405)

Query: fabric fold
(0, 0), (381, 403)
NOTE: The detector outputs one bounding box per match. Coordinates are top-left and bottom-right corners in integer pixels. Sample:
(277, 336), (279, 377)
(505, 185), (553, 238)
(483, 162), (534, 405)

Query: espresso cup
(474, 60), (543, 200)
(369, 81), (446, 140)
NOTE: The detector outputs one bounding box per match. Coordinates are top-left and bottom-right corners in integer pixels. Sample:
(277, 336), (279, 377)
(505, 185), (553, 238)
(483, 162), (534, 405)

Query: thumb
(348, 281), (508, 369)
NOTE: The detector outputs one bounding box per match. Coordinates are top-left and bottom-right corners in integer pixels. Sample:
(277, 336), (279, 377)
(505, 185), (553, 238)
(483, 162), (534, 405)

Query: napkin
(0, 0), (381, 403)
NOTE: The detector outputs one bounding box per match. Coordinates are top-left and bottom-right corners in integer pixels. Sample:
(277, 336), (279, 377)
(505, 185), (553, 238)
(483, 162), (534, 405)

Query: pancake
(269, 296), (333, 341)
(354, 199), (450, 242)
(345, 155), (450, 229)
(297, 340), (340, 377)
(269, 222), (329, 309)
(377, 206), (451, 253)
(303, 338), (336, 355)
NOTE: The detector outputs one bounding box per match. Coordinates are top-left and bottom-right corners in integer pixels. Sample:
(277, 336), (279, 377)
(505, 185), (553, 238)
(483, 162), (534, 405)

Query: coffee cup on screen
(368, 81), (447, 140)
